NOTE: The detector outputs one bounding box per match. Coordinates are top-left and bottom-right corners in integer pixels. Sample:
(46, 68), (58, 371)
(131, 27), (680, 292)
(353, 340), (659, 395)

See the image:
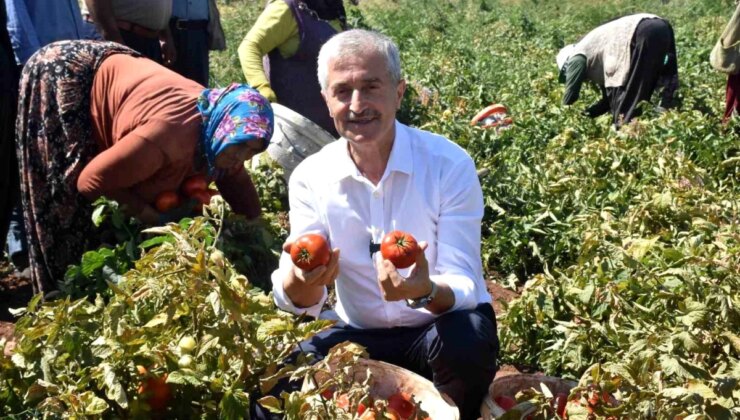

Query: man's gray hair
(317, 29), (402, 91)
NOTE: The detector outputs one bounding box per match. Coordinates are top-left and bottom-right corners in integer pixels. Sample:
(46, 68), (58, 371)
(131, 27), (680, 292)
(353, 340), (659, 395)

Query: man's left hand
(376, 241), (432, 301)
(159, 29), (177, 66)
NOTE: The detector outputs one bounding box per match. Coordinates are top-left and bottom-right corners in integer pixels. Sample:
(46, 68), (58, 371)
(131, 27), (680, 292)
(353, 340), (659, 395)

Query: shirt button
(373, 191), (380, 198)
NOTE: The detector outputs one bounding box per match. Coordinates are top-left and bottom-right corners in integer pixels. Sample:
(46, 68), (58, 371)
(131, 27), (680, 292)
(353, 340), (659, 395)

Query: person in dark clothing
(0, 1), (20, 261)
(238, 0), (347, 137)
(557, 13), (679, 127)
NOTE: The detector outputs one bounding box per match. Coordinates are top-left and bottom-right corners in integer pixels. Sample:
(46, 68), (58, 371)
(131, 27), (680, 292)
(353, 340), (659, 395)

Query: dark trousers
(0, 17), (19, 253)
(607, 18), (678, 126)
(120, 29), (162, 63)
(254, 303), (499, 420)
(169, 19), (209, 86)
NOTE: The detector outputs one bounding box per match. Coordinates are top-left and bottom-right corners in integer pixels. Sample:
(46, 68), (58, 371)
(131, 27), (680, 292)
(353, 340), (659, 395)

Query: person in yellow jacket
(239, 0), (346, 137)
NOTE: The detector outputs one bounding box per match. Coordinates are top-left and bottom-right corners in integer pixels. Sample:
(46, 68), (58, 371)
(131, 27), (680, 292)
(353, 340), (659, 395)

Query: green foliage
(0, 201), (333, 417)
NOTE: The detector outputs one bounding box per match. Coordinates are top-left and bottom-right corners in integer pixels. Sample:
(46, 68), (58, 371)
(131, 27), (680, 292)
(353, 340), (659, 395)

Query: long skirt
(607, 18), (679, 126)
(15, 40), (139, 296)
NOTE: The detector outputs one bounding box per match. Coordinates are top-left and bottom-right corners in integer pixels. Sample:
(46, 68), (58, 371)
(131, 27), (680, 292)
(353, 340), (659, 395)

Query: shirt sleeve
(238, 1), (298, 102)
(562, 54), (588, 105)
(430, 156), (485, 312)
(76, 122), (170, 215)
(5, 0), (41, 65)
(270, 167), (328, 317)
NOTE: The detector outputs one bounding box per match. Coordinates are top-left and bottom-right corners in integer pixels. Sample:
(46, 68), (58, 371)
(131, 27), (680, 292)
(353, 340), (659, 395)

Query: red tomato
(380, 231), (419, 269)
(335, 393), (350, 410)
(207, 188), (220, 198)
(182, 174), (208, 197)
(494, 395), (517, 411)
(357, 401), (367, 415)
(387, 392), (415, 419)
(136, 366), (171, 411)
(154, 191), (181, 213)
(190, 189), (212, 212)
(553, 393), (568, 418)
(290, 233), (331, 271)
(320, 389), (334, 400)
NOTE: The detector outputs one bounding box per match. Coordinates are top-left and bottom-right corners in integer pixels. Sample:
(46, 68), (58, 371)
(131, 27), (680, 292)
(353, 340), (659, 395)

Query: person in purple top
(238, 0), (347, 137)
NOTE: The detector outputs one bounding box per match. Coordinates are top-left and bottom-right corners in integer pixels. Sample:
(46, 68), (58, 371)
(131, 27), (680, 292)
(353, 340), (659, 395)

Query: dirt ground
(1, 260), (33, 356)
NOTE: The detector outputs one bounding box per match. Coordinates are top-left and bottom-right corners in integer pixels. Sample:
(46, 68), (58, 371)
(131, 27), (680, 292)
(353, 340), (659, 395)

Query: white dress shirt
(271, 121), (491, 329)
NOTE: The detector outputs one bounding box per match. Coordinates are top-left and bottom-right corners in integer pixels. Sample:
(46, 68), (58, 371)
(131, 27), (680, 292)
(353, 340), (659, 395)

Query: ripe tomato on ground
(290, 233), (331, 271)
(380, 231), (419, 269)
(552, 393), (568, 418)
(182, 174), (208, 197)
(154, 191), (181, 213)
(387, 392), (416, 419)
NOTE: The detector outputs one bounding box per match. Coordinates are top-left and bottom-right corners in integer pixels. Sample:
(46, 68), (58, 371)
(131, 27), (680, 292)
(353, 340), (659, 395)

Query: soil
(1, 260), (33, 356)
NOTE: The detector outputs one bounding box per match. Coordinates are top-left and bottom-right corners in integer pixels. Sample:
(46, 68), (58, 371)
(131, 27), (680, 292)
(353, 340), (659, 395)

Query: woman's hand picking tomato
(380, 231), (419, 269)
(181, 174), (209, 197)
(290, 233), (331, 271)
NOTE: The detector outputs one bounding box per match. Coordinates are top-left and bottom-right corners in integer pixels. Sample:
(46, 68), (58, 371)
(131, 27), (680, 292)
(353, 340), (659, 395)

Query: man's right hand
(282, 241), (340, 308)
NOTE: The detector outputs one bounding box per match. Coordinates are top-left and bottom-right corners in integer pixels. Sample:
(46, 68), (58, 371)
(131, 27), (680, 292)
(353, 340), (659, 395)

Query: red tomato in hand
(190, 189), (212, 212)
(380, 231), (419, 269)
(494, 395), (517, 411)
(290, 233), (331, 271)
(182, 174), (208, 197)
(154, 191), (181, 213)
(387, 392), (415, 419)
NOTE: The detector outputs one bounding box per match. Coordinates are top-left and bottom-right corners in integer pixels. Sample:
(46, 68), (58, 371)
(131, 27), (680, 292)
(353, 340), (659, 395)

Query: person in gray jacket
(556, 13), (679, 127)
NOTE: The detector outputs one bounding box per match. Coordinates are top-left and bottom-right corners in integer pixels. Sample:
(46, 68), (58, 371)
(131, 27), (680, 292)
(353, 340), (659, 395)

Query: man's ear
(396, 79), (407, 109)
(321, 90), (333, 117)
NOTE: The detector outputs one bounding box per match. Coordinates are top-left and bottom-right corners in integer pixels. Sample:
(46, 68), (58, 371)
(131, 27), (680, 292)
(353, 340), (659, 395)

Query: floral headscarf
(197, 83), (274, 176)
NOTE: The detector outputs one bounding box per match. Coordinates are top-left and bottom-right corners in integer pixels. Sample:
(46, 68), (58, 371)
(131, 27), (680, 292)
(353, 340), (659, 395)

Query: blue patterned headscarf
(196, 83), (274, 176)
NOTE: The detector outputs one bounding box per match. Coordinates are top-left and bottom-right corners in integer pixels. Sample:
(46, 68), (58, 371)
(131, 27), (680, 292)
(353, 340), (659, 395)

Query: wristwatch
(406, 281), (438, 309)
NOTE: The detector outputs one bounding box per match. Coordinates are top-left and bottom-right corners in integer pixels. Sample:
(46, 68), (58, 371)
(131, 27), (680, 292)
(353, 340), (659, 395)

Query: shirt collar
(327, 121), (413, 183)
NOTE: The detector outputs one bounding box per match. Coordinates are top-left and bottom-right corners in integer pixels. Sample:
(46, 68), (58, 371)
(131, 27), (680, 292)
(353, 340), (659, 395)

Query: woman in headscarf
(556, 13), (679, 128)
(15, 40), (274, 297)
(238, 0), (347, 137)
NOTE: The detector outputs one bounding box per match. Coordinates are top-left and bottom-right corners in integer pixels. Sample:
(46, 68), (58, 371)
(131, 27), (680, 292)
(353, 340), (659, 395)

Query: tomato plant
(154, 191), (181, 212)
(290, 233), (331, 271)
(380, 231), (419, 269)
(182, 174), (209, 197)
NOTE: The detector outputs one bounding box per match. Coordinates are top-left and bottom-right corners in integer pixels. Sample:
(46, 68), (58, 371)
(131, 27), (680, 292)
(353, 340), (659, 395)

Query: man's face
(322, 51), (405, 146)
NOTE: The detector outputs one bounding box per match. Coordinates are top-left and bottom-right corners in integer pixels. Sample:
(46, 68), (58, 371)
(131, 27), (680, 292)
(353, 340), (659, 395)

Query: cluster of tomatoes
(322, 390), (429, 420)
(154, 174), (219, 213)
(495, 385), (619, 420)
(290, 230), (420, 270)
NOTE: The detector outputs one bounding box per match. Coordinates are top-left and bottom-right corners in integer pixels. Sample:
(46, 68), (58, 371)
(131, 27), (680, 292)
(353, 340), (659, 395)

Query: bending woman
(238, 0), (346, 137)
(15, 40), (274, 296)
(556, 13), (679, 127)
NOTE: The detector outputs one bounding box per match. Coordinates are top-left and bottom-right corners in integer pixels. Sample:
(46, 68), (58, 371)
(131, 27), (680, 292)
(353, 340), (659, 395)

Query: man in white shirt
(270, 29), (498, 419)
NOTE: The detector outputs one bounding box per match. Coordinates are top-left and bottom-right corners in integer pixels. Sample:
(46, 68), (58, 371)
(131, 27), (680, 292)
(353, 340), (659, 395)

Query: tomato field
(1, 0), (739, 418)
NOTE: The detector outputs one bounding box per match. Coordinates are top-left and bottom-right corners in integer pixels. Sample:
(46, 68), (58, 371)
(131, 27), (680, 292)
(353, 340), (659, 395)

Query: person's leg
(405, 303), (499, 420)
(0, 26), (18, 251)
(6, 204), (29, 270)
(119, 29), (162, 63)
(723, 73), (740, 122)
(169, 22), (209, 86)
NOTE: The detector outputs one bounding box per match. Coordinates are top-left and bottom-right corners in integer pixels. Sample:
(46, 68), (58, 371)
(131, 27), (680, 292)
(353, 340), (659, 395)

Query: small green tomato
(178, 354), (194, 368)
(178, 336), (197, 354)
